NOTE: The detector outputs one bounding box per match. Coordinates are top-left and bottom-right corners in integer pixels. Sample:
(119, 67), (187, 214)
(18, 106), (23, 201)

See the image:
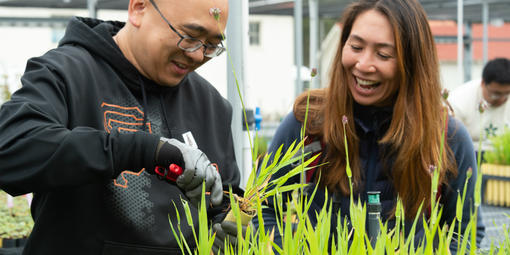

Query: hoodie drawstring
(159, 93), (173, 138)
(138, 76), (149, 132)
(137, 75), (173, 138)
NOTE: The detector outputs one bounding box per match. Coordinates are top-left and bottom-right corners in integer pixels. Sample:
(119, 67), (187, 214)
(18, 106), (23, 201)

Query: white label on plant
(7, 194), (13, 208)
(26, 193), (33, 206)
(182, 131), (198, 149)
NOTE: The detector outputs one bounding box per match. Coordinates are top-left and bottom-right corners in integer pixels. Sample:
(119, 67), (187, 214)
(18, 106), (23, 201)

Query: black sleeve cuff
(112, 132), (160, 178)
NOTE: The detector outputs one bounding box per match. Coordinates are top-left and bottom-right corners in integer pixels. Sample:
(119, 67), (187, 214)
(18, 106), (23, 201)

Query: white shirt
(448, 79), (510, 151)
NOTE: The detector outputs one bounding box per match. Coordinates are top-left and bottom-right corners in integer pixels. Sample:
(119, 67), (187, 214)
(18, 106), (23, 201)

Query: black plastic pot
(0, 238), (25, 255)
(0, 247), (23, 255)
(1, 237), (27, 248)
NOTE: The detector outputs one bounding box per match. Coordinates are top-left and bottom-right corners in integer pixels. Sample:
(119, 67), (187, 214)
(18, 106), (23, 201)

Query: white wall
(439, 61), (485, 91)
(198, 15), (296, 120)
(245, 15), (295, 120)
(0, 26), (57, 93)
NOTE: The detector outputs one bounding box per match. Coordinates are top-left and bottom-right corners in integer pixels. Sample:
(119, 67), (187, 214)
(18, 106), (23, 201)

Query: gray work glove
(212, 221), (247, 255)
(155, 137), (223, 206)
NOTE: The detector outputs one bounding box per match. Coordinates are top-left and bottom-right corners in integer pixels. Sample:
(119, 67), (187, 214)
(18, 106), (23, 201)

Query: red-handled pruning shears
(154, 164), (183, 182)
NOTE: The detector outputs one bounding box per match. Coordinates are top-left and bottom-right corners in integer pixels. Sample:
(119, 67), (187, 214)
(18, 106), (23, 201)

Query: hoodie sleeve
(0, 56), (159, 196)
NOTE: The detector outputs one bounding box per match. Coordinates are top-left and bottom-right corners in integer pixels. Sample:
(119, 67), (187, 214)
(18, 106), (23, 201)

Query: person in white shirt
(449, 58), (510, 153)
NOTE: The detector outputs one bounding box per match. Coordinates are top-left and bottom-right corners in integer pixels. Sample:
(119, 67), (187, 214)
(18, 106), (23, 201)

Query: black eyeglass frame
(149, 0), (225, 58)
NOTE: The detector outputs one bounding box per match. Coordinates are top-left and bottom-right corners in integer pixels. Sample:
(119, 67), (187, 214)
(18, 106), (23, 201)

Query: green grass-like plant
(168, 163), (490, 254)
(240, 139), (319, 215)
(167, 106), (493, 254)
(484, 127), (510, 165)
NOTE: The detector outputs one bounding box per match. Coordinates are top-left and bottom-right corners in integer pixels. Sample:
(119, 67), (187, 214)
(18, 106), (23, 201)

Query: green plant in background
(0, 191), (34, 239)
(1, 74), (11, 102)
(254, 135), (269, 160)
(484, 127), (510, 165)
(500, 215), (510, 253)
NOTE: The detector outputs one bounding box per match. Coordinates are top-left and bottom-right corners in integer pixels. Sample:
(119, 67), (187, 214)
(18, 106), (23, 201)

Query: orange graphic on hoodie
(101, 102), (152, 188)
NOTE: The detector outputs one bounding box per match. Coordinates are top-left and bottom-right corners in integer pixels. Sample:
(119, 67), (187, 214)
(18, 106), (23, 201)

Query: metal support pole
(241, 0), (252, 189)
(294, 0), (303, 98)
(482, 1), (489, 65)
(227, 0), (249, 188)
(318, 18), (326, 88)
(464, 22), (472, 81)
(308, 0), (319, 89)
(87, 0), (98, 19)
(457, 0), (464, 83)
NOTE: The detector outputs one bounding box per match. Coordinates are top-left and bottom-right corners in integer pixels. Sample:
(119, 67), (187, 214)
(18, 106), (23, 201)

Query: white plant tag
(26, 193), (33, 206)
(182, 131), (198, 149)
(7, 194), (13, 208)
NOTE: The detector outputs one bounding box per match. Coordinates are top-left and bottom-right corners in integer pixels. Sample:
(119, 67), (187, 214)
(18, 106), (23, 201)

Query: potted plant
(223, 138), (319, 226)
(481, 127), (510, 206)
(0, 191), (34, 249)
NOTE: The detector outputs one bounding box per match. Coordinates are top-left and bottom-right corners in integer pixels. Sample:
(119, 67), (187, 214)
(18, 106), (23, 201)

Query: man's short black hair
(482, 58), (510, 86)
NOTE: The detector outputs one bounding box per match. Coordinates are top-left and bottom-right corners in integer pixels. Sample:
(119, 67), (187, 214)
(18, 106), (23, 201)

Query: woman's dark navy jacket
(253, 103), (485, 253)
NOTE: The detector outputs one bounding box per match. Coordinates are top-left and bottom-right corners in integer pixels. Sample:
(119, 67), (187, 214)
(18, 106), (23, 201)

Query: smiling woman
(324, 0), (455, 220)
(257, 0), (485, 252)
(341, 10), (397, 106)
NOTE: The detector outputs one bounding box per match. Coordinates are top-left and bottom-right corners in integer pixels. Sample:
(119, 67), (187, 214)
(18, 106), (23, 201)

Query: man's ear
(127, 0), (148, 28)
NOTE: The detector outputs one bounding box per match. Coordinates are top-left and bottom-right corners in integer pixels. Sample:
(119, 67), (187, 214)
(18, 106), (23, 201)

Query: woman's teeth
(175, 62), (187, 69)
(356, 77), (381, 90)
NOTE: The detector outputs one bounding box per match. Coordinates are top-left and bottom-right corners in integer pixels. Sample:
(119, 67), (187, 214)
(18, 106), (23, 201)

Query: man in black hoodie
(0, 0), (240, 254)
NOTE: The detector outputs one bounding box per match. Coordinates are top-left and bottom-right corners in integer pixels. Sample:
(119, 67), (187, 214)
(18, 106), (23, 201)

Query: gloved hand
(212, 220), (247, 255)
(155, 137), (223, 206)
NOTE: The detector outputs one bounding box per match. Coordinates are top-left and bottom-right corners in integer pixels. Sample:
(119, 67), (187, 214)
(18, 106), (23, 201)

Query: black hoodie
(0, 17), (239, 254)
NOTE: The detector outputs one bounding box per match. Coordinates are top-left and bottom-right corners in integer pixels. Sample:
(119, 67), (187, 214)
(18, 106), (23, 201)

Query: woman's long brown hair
(321, 0), (457, 217)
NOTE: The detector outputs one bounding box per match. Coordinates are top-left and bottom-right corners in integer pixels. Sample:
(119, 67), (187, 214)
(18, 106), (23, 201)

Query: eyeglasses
(149, 0), (225, 58)
(488, 92), (509, 100)
(486, 87), (510, 100)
